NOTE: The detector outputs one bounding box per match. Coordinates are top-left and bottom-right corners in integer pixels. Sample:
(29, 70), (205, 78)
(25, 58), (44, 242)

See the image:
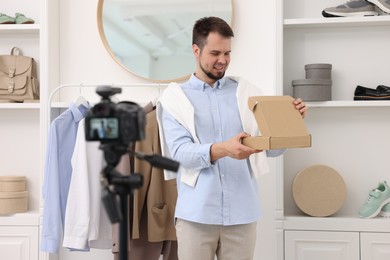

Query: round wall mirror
(97, 0), (233, 82)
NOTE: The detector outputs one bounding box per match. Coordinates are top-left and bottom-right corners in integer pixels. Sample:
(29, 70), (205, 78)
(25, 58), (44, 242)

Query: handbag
(0, 47), (39, 102)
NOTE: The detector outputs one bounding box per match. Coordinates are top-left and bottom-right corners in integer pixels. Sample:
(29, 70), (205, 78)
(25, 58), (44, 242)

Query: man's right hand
(210, 132), (263, 162)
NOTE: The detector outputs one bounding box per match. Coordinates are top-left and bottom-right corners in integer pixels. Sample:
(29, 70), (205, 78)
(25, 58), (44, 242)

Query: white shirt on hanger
(62, 119), (112, 250)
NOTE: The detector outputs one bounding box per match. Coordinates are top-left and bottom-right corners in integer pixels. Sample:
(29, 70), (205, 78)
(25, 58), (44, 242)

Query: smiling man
(156, 16), (307, 260)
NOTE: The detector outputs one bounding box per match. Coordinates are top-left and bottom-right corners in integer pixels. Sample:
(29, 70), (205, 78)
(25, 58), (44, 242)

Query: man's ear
(193, 44), (200, 58)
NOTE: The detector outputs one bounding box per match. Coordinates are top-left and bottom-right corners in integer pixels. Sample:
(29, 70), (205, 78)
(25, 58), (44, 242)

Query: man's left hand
(293, 98), (308, 118)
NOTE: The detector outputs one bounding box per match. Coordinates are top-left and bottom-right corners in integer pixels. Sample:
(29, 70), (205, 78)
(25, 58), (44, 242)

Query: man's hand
(293, 98), (308, 118)
(210, 132), (262, 162)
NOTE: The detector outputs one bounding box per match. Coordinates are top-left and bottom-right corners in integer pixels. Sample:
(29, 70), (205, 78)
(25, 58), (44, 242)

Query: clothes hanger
(75, 84), (88, 107)
(152, 85), (163, 107)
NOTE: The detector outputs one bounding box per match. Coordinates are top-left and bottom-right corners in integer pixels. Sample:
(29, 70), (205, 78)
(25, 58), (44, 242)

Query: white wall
(57, 0), (277, 259)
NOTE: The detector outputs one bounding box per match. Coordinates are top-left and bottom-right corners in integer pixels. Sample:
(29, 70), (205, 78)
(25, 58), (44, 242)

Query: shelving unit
(277, 1), (390, 260)
(0, 1), (60, 260)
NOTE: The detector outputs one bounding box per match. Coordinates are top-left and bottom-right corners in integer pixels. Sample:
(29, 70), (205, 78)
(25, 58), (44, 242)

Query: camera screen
(88, 117), (119, 140)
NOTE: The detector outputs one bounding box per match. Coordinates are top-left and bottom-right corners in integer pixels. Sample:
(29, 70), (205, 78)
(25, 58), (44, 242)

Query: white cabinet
(361, 233), (390, 260)
(285, 231), (359, 260)
(286, 231), (390, 260)
(0, 226), (39, 260)
(277, 0), (390, 259)
(0, 212), (40, 260)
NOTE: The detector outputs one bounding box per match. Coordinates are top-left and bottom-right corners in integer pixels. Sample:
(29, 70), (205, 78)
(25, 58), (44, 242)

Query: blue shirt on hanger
(41, 102), (89, 253)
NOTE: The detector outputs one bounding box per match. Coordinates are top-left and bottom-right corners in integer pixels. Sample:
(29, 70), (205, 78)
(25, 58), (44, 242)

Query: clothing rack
(44, 82), (168, 260)
(47, 83), (168, 127)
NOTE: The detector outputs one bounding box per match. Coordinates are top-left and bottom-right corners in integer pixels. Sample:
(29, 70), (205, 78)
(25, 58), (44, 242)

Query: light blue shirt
(161, 75), (283, 226)
(41, 103), (89, 253)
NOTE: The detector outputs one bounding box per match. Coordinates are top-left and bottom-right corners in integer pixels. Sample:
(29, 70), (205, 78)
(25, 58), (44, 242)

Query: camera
(85, 85), (145, 146)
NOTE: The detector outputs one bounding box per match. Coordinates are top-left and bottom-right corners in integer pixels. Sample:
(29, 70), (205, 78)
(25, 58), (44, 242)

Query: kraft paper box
(242, 96), (311, 150)
(0, 176), (28, 215)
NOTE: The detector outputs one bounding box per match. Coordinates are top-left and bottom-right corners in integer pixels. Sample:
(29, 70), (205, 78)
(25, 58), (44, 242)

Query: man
(157, 16), (307, 260)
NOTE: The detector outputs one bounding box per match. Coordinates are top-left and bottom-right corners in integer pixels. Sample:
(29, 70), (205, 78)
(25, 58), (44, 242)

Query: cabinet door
(361, 232), (390, 260)
(0, 226), (38, 260)
(285, 231), (359, 260)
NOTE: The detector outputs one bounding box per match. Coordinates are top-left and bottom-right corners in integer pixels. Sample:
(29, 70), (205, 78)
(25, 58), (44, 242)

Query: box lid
(305, 63), (332, 70)
(248, 95), (309, 137)
(292, 79), (332, 86)
(0, 176), (26, 192)
(0, 176), (26, 182)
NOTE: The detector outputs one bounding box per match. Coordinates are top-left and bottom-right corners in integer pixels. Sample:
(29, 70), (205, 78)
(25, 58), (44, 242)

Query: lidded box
(0, 176), (26, 192)
(305, 63), (332, 79)
(293, 63), (333, 101)
(0, 176), (28, 215)
(292, 79), (332, 101)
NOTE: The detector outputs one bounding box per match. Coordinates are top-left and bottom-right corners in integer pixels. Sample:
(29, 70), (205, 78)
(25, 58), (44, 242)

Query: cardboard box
(242, 96), (311, 150)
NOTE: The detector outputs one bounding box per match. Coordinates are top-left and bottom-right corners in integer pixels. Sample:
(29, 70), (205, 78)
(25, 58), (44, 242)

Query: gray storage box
(305, 63), (332, 79)
(292, 79), (332, 101)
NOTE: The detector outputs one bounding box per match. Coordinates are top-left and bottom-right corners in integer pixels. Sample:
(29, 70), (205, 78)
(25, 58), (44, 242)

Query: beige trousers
(175, 218), (257, 260)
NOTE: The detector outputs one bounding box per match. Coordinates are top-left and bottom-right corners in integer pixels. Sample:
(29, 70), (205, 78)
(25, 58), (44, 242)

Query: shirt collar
(69, 102), (90, 123)
(190, 73), (227, 91)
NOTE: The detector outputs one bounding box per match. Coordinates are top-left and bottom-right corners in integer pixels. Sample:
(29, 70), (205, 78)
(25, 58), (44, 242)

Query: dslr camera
(85, 85), (145, 147)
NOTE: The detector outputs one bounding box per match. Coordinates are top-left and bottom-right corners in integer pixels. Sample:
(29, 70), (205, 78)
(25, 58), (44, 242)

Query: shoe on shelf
(322, 0), (379, 17)
(15, 13), (35, 24)
(354, 85), (390, 100)
(0, 13), (15, 24)
(379, 202), (390, 217)
(377, 84), (390, 93)
(359, 181), (390, 218)
(367, 0), (390, 14)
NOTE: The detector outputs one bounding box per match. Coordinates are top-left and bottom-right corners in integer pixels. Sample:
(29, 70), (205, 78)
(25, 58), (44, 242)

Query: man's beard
(200, 62), (225, 81)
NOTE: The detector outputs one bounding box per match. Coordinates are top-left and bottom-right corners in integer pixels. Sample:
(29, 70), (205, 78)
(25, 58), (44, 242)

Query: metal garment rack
(45, 83), (168, 259)
(47, 83), (167, 126)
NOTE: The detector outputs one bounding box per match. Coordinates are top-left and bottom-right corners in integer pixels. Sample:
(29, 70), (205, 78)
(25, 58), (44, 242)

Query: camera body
(85, 86), (145, 146)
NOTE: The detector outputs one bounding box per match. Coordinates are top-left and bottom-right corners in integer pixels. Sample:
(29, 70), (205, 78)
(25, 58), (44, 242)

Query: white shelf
(307, 100), (390, 107)
(0, 24), (40, 34)
(0, 210), (40, 226)
(284, 215), (390, 233)
(0, 102), (40, 109)
(284, 16), (390, 29)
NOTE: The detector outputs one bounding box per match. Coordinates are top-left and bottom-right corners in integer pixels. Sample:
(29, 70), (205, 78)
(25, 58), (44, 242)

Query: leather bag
(0, 47), (39, 102)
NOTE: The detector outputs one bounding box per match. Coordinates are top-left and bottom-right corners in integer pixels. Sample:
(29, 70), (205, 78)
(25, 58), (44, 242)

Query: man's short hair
(192, 16), (234, 49)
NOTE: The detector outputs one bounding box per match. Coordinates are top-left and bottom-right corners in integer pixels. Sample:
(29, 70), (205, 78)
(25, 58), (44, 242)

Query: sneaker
(379, 202), (390, 217)
(359, 181), (390, 218)
(322, 0), (379, 17)
(0, 13), (15, 24)
(367, 0), (390, 13)
(15, 13), (34, 24)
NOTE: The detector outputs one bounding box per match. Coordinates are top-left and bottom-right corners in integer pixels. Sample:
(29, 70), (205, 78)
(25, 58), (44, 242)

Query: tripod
(99, 144), (179, 260)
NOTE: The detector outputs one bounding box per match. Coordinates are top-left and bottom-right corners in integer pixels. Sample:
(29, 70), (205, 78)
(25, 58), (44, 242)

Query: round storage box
(292, 78), (332, 101)
(292, 164), (346, 217)
(305, 63), (332, 79)
(0, 190), (28, 215)
(0, 176), (26, 192)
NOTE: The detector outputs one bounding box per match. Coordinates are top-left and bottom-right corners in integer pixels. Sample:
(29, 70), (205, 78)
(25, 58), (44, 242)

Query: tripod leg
(119, 192), (129, 260)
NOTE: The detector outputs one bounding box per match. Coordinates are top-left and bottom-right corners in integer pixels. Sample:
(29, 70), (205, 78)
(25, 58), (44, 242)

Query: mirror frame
(97, 0), (233, 83)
